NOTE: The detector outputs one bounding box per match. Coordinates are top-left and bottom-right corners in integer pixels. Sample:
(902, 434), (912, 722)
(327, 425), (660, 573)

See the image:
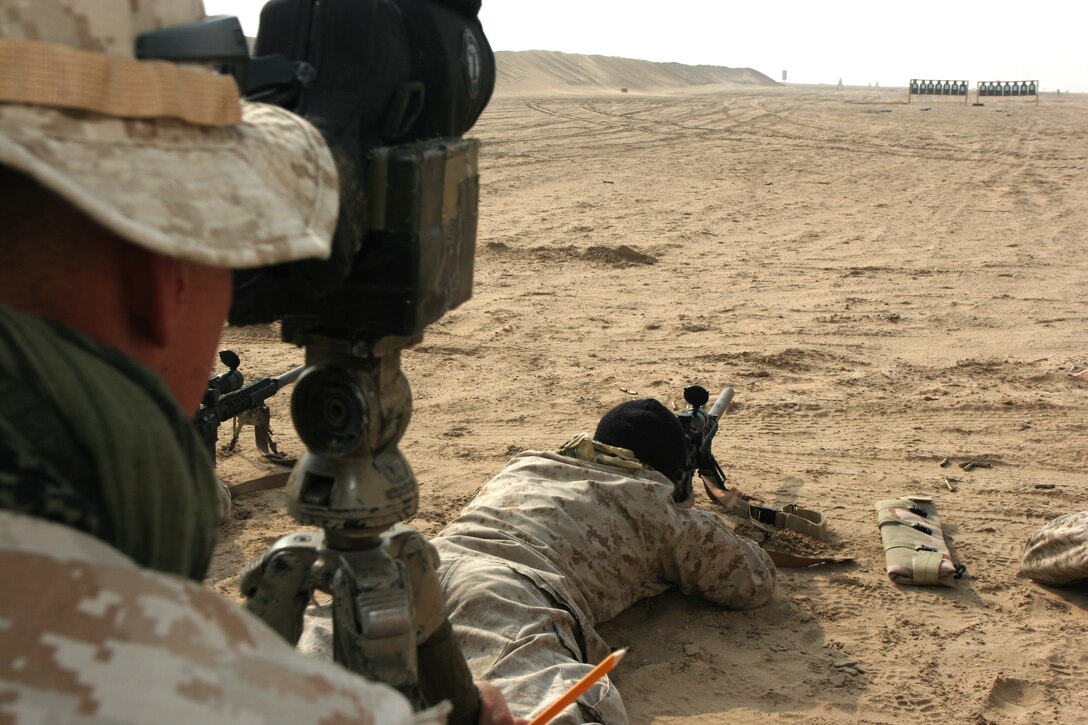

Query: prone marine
(302, 398), (778, 724)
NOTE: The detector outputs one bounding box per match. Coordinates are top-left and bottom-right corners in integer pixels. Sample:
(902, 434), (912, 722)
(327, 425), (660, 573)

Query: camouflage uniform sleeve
(0, 512), (444, 725)
(659, 509), (777, 609)
(1021, 511), (1088, 586)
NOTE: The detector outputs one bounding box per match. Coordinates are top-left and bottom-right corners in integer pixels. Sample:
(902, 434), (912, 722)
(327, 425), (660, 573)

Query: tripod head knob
(284, 338), (417, 534)
(291, 366), (367, 456)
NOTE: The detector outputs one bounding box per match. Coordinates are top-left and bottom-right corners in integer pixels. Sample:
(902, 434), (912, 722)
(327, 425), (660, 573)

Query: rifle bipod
(239, 334), (480, 725)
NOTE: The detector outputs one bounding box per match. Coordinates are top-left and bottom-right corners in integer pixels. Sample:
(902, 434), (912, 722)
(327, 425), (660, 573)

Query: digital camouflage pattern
(0, 511), (445, 724)
(432, 439), (777, 724)
(1021, 511), (1088, 586)
(1, 0), (209, 59)
(0, 0), (338, 269)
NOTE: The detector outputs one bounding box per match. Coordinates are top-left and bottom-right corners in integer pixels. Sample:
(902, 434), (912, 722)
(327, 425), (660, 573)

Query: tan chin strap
(0, 37), (241, 126)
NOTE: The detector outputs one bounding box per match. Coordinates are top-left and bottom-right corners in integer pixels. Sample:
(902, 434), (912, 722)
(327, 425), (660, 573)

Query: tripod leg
(329, 538), (424, 708)
(383, 526), (481, 725)
(240, 531), (322, 645)
(417, 619), (480, 725)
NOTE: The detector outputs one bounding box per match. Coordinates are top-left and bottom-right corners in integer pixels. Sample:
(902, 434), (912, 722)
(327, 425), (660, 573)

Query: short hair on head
(594, 398), (687, 483)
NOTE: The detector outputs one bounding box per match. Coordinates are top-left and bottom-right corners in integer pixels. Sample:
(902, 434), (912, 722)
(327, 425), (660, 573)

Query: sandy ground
(208, 81), (1088, 724)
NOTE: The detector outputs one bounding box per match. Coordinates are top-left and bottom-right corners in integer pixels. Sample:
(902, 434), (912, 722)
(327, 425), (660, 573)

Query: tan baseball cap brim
(0, 100), (339, 270)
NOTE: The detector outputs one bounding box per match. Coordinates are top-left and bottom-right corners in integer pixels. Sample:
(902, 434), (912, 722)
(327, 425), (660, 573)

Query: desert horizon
(491, 50), (1077, 96)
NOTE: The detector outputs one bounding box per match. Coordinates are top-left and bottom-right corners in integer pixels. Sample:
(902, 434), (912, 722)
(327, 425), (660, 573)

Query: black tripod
(239, 332), (479, 724)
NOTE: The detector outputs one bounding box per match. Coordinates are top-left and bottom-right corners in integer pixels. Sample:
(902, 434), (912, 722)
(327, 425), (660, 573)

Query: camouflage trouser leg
(438, 555), (627, 725)
(1021, 511), (1088, 586)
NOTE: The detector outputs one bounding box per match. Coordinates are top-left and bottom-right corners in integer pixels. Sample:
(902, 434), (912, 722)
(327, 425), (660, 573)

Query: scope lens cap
(218, 349), (241, 369)
(683, 385), (710, 407)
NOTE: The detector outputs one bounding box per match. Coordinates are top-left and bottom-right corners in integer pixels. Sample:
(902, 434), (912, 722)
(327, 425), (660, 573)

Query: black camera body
(232, 137), (482, 340)
(227, 0), (495, 341)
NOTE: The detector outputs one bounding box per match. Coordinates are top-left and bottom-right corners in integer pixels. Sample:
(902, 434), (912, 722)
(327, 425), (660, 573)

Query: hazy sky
(204, 1), (1087, 91)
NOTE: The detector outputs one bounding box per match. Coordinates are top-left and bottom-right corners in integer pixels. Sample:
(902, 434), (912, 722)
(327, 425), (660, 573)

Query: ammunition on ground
(958, 460), (974, 470)
(939, 457), (950, 467)
(944, 478), (956, 492)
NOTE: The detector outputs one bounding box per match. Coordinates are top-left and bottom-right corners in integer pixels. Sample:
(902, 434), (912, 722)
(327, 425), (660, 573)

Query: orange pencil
(526, 648), (628, 725)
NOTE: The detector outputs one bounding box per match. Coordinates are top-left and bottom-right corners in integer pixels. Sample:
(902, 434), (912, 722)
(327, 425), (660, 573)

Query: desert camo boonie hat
(0, 0), (337, 269)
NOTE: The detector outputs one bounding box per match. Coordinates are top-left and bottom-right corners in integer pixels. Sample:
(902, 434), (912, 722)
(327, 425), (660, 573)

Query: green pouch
(876, 496), (965, 586)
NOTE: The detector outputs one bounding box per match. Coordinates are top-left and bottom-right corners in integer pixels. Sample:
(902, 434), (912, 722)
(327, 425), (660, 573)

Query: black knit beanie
(593, 398), (687, 483)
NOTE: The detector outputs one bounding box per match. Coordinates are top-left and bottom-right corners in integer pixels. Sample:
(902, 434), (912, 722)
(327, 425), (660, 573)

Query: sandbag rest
(876, 496), (966, 586)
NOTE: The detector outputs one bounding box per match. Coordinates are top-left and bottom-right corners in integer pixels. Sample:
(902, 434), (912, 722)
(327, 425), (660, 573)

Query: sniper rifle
(677, 385), (829, 542)
(194, 350), (304, 462)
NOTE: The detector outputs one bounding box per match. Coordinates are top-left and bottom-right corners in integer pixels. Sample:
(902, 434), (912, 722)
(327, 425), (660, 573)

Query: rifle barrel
(275, 365), (306, 387)
(708, 387), (734, 419)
